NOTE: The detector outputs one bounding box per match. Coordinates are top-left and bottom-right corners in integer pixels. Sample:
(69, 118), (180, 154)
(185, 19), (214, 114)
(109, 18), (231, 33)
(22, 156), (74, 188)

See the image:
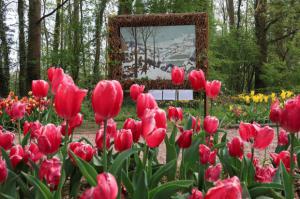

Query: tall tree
(18, 0), (27, 96)
(71, 0), (81, 82)
(27, 0), (41, 92)
(226, 0), (235, 28)
(118, 0), (133, 14)
(0, 0), (10, 97)
(52, 0), (61, 66)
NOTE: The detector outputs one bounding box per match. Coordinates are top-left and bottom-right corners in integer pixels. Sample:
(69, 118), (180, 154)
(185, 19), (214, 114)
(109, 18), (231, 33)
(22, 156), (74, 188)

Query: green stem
(250, 146), (255, 166)
(263, 147), (267, 165)
(103, 119), (108, 172)
(143, 144), (149, 169)
(290, 133), (295, 179)
(181, 149), (186, 179)
(63, 120), (69, 155)
(210, 99), (213, 115)
(18, 120), (22, 144)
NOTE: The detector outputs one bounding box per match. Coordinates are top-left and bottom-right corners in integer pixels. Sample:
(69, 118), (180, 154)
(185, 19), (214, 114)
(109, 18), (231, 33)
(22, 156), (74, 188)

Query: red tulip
(47, 67), (56, 82)
(54, 82), (87, 120)
(253, 126), (274, 150)
(69, 142), (94, 164)
(227, 137), (244, 158)
(145, 128), (166, 148)
(39, 157), (61, 190)
(199, 144), (216, 165)
(255, 164), (276, 183)
(279, 96), (300, 133)
(269, 99), (282, 124)
(49, 67), (74, 94)
(205, 176), (242, 199)
(238, 122), (257, 141)
(188, 69), (206, 91)
(123, 118), (141, 142)
(32, 80), (49, 98)
(270, 151), (296, 171)
(6, 101), (26, 120)
(0, 159), (7, 183)
(95, 172), (118, 199)
(9, 145), (24, 168)
(136, 93), (158, 118)
(115, 129), (133, 152)
(171, 66), (185, 85)
(167, 106), (183, 122)
(188, 188), (203, 199)
(23, 121), (42, 139)
(102, 119), (117, 138)
(177, 130), (193, 148)
(37, 124), (62, 155)
(92, 80), (123, 122)
(61, 113), (83, 136)
(205, 163), (222, 182)
(205, 80), (221, 100)
(0, 130), (14, 150)
(142, 108), (167, 138)
(95, 129), (111, 150)
(24, 143), (44, 163)
(130, 84), (145, 101)
(278, 129), (289, 146)
(191, 116), (201, 133)
(203, 116), (219, 135)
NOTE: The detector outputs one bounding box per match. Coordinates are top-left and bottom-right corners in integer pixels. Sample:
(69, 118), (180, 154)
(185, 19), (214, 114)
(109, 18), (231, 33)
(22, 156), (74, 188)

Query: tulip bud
(171, 66), (185, 86)
(49, 67), (74, 94)
(188, 188), (203, 199)
(61, 113), (83, 136)
(94, 172), (118, 199)
(167, 106), (183, 122)
(255, 164), (276, 183)
(69, 142), (94, 164)
(37, 124), (62, 155)
(227, 137), (244, 158)
(269, 99), (282, 124)
(115, 129), (133, 152)
(9, 145), (24, 168)
(278, 129), (289, 146)
(32, 80), (49, 98)
(95, 129), (111, 150)
(199, 144), (216, 165)
(188, 69), (206, 91)
(279, 96), (300, 133)
(0, 159), (8, 184)
(123, 118), (141, 142)
(176, 130), (193, 148)
(136, 93), (158, 119)
(39, 157), (61, 190)
(6, 101), (26, 120)
(145, 128), (166, 148)
(24, 143), (44, 163)
(191, 116), (201, 133)
(130, 84), (145, 101)
(205, 163), (222, 182)
(203, 116), (219, 135)
(205, 80), (221, 100)
(0, 130), (15, 150)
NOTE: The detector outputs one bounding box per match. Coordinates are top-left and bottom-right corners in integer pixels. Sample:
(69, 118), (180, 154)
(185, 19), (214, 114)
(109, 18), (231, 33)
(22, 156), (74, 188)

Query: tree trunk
(0, 0), (10, 97)
(254, 0), (267, 90)
(118, 0), (133, 14)
(18, 0), (27, 96)
(226, 0), (235, 28)
(93, 0), (107, 82)
(236, 0), (242, 29)
(52, 0), (61, 66)
(71, 0), (80, 82)
(27, 0), (41, 92)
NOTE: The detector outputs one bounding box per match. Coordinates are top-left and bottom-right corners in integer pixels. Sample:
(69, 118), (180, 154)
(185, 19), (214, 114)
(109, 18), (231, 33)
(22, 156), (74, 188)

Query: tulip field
(0, 66), (300, 199)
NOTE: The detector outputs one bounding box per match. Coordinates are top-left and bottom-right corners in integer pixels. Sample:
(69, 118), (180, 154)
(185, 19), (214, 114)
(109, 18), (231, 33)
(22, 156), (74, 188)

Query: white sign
(163, 90), (176, 100)
(149, 90), (163, 100)
(178, 90), (193, 100)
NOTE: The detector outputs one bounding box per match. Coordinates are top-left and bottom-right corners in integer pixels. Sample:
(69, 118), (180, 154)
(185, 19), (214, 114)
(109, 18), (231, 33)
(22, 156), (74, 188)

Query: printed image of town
(120, 25), (196, 79)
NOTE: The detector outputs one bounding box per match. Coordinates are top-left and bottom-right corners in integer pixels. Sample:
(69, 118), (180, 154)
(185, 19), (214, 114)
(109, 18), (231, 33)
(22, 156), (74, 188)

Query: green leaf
(249, 183), (284, 199)
(121, 170), (134, 197)
(280, 162), (294, 199)
(150, 159), (177, 188)
(21, 132), (31, 147)
(70, 168), (82, 198)
(1, 148), (12, 170)
(164, 135), (177, 181)
(8, 170), (30, 197)
(0, 193), (15, 199)
(110, 148), (139, 175)
(133, 170), (148, 199)
(69, 151), (97, 186)
(22, 172), (52, 199)
(148, 180), (193, 199)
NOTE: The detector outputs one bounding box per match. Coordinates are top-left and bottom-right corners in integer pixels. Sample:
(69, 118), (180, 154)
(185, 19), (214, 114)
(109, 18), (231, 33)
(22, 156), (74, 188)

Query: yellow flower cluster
(235, 90), (294, 104)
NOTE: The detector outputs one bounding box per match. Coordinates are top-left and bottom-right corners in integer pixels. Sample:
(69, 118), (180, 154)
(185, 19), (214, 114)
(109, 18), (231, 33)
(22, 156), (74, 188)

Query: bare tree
(139, 26), (153, 73)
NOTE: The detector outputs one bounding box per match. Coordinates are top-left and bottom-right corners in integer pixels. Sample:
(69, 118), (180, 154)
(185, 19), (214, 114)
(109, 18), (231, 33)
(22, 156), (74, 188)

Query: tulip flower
(269, 99), (282, 124)
(146, 128), (166, 148)
(279, 96), (300, 133)
(99, 118), (117, 138)
(0, 159), (7, 184)
(47, 66), (56, 82)
(205, 176), (242, 199)
(227, 137), (244, 158)
(95, 173), (118, 199)
(238, 122), (257, 142)
(9, 145), (24, 168)
(176, 130), (193, 148)
(123, 118), (141, 142)
(203, 116), (219, 135)
(188, 188), (203, 199)
(199, 144), (216, 165)
(191, 116), (201, 133)
(130, 84), (145, 101)
(205, 163), (222, 182)
(48, 67), (74, 94)
(6, 101), (26, 120)
(54, 82), (87, 120)
(167, 106), (183, 122)
(136, 93), (158, 118)
(188, 69), (206, 91)
(37, 124), (62, 155)
(92, 80), (123, 122)
(32, 80), (49, 98)
(255, 164), (276, 183)
(95, 129), (111, 150)
(205, 80), (221, 100)
(270, 151), (296, 172)
(115, 129), (133, 152)
(39, 157), (61, 190)
(253, 126), (274, 150)
(80, 188), (95, 199)
(0, 130), (15, 150)
(171, 66), (185, 85)
(61, 113), (83, 136)
(24, 143), (44, 163)
(278, 129), (289, 146)
(69, 142), (95, 164)
(23, 121), (42, 139)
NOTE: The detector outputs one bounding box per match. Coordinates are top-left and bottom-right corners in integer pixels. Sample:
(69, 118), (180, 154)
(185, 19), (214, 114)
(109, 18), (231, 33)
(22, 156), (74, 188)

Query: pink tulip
(0, 129), (14, 150)
(278, 129), (289, 146)
(9, 145), (24, 168)
(69, 142), (95, 164)
(188, 69), (206, 91)
(176, 130), (193, 148)
(39, 157), (61, 190)
(205, 80), (221, 100)
(123, 118), (141, 142)
(136, 93), (158, 119)
(130, 84), (145, 101)
(191, 116), (201, 133)
(171, 66), (185, 86)
(269, 99), (282, 124)
(32, 80), (49, 98)
(279, 96), (300, 133)
(24, 143), (44, 163)
(255, 164), (276, 183)
(253, 126), (274, 150)
(37, 124), (62, 155)
(61, 113), (83, 136)
(167, 106), (183, 122)
(227, 137), (244, 158)
(48, 67), (74, 94)
(188, 188), (203, 199)
(270, 151), (296, 172)
(199, 144), (216, 165)
(95, 129), (111, 150)
(205, 163), (222, 182)
(23, 121), (42, 139)
(6, 101), (26, 120)
(203, 116), (219, 135)
(115, 129), (133, 152)
(142, 108), (167, 138)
